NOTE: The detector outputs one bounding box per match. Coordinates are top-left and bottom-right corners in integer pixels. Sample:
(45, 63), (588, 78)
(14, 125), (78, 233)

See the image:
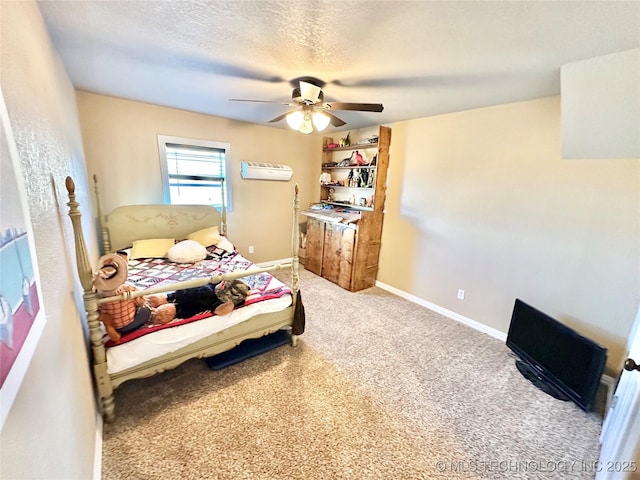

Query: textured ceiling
(38, 0), (640, 133)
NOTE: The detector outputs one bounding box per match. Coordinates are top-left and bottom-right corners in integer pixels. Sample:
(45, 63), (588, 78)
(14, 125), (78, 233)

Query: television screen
(506, 299), (607, 412)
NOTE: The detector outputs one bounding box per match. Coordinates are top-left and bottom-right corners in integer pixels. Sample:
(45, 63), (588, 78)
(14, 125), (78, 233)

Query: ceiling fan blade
(268, 111), (296, 123)
(324, 111), (346, 127)
(229, 98), (295, 106)
(325, 102), (384, 112)
(331, 77), (427, 88)
(330, 73), (496, 88)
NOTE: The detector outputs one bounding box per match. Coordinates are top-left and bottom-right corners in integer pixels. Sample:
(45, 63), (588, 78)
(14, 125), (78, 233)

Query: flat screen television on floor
(506, 299), (607, 412)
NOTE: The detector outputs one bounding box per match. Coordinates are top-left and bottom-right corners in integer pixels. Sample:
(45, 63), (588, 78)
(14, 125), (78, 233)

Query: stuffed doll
(148, 279), (250, 324)
(94, 254), (174, 342)
(98, 283), (147, 342)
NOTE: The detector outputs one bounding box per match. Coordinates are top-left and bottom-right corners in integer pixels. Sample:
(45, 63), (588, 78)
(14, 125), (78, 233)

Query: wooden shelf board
(323, 143), (378, 152)
(321, 185), (374, 190)
(322, 165), (377, 170)
(322, 201), (374, 211)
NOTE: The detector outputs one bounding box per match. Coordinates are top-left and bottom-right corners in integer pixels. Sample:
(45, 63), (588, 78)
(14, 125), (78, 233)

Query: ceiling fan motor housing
(292, 87), (324, 104)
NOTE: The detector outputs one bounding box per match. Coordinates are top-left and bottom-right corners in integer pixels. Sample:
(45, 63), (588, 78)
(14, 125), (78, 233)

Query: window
(157, 135), (232, 211)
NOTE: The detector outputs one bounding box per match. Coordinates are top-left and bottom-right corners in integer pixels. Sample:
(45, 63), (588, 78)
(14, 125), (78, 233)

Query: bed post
(220, 178), (227, 236)
(291, 184), (300, 293)
(66, 177), (116, 422)
(93, 174), (111, 254)
(290, 184), (300, 346)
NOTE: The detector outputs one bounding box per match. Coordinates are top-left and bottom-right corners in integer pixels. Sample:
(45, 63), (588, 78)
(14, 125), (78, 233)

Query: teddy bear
(147, 279), (250, 324)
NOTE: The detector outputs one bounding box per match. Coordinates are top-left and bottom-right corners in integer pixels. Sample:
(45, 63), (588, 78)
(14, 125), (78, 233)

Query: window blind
(164, 143), (227, 207)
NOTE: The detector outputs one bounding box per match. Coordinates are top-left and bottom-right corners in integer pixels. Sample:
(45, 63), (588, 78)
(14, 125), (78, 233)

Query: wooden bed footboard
(65, 176), (302, 422)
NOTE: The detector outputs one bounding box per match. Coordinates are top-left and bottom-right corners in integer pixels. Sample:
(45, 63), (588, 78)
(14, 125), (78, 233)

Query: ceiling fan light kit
(285, 108), (330, 134)
(298, 114), (314, 134)
(229, 77), (383, 134)
(285, 110), (304, 130)
(312, 111), (331, 131)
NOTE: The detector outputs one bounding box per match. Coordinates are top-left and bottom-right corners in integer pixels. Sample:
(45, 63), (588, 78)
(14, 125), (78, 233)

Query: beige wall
(76, 91), (321, 263)
(380, 97), (640, 372)
(1, 2), (98, 478)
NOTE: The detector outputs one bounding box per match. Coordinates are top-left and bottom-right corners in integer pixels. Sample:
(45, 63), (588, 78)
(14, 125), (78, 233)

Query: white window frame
(157, 135), (233, 211)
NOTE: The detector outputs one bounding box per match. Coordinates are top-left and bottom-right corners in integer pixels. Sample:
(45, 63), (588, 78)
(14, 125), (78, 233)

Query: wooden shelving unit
(303, 126), (391, 291)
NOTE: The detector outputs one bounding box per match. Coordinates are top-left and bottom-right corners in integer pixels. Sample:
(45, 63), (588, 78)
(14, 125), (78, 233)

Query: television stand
(515, 360), (570, 402)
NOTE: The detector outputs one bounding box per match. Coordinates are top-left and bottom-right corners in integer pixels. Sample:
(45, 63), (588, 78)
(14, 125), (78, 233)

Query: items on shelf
(336, 150), (369, 167)
(320, 168), (375, 189)
(309, 202), (334, 211)
(356, 134), (378, 145)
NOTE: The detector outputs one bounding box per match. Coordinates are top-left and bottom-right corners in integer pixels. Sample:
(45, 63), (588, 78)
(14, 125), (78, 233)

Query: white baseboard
(93, 411), (103, 480)
(255, 257), (293, 268)
(600, 374), (616, 414)
(375, 280), (507, 342)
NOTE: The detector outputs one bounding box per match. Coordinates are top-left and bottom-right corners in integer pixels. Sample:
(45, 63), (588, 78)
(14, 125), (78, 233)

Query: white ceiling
(37, 1), (640, 134)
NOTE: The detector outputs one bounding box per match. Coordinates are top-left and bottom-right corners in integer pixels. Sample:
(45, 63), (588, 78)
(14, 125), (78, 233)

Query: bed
(65, 176), (304, 422)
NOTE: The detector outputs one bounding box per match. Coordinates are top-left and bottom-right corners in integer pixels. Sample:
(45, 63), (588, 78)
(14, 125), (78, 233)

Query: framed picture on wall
(0, 88), (47, 430)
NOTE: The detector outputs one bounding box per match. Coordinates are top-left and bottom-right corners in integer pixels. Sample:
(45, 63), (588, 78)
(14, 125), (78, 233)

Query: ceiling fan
(229, 77), (383, 134)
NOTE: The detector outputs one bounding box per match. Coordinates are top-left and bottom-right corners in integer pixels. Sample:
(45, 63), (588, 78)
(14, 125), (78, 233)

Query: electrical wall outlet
(457, 289), (465, 300)
(248, 246), (254, 254)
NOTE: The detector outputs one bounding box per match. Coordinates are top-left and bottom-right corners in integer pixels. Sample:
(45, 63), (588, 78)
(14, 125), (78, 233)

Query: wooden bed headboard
(93, 175), (224, 253)
(103, 205), (222, 253)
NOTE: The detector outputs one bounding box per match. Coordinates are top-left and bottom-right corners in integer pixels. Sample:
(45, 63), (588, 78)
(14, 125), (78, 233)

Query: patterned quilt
(105, 245), (291, 347)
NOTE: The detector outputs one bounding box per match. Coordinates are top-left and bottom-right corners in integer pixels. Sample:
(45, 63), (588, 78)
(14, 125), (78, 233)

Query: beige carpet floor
(102, 269), (604, 479)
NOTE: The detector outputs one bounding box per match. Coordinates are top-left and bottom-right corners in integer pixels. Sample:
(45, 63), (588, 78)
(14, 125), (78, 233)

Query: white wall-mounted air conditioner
(240, 161), (293, 181)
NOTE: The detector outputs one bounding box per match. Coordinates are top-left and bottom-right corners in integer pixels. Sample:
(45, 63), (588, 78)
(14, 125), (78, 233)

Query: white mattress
(106, 294), (292, 374)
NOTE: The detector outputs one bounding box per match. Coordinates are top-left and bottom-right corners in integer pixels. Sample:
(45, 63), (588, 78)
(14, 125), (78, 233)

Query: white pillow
(168, 240), (207, 264)
(216, 236), (236, 253)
